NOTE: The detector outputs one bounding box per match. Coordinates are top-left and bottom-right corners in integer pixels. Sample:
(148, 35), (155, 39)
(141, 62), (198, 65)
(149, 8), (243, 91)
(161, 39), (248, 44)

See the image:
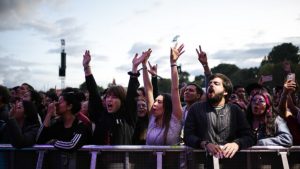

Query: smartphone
(287, 73), (295, 82)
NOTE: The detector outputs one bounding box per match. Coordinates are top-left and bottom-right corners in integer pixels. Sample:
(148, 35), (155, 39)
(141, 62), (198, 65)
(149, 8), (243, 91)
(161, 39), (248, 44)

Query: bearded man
(184, 73), (254, 163)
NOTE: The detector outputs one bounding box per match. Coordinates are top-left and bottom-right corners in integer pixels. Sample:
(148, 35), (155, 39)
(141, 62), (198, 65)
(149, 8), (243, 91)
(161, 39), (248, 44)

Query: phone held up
(287, 73), (295, 82)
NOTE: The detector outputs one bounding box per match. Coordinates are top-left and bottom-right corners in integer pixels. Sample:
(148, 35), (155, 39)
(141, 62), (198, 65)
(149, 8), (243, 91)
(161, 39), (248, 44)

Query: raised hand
(170, 43), (185, 64)
(147, 61), (157, 76)
(284, 79), (296, 94)
(132, 53), (140, 69)
(82, 50), (91, 68)
(141, 48), (152, 65)
(9, 102), (17, 118)
(196, 45), (207, 65)
(132, 49), (152, 68)
(47, 102), (57, 117)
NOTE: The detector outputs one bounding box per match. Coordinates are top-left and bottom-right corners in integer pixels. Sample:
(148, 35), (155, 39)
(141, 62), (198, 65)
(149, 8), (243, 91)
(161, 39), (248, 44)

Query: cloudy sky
(1, 0), (300, 91)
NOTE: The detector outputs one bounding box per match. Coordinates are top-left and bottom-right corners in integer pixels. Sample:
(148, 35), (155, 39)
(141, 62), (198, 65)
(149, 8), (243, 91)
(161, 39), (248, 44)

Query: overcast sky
(1, 0), (300, 91)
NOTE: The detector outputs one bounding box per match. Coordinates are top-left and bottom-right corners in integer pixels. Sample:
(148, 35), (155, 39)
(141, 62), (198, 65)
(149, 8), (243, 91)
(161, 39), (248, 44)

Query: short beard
(208, 92), (224, 105)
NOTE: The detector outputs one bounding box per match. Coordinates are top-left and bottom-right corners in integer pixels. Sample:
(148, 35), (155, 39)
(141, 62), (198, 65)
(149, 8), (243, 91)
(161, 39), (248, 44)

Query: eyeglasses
(252, 98), (266, 104)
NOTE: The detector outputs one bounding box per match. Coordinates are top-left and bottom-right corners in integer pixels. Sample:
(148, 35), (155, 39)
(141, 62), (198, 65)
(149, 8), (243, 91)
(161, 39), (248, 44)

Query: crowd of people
(0, 43), (299, 168)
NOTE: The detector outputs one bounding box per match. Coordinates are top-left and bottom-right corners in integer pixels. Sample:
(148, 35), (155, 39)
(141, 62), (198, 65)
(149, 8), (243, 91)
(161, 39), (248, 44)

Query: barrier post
(36, 150), (45, 169)
(156, 152), (164, 169)
(125, 152), (130, 169)
(278, 151), (290, 169)
(90, 151), (98, 169)
(213, 156), (220, 169)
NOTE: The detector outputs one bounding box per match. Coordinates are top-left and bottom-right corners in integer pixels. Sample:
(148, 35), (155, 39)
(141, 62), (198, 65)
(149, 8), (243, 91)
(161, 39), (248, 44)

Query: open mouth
(207, 88), (214, 97)
(106, 103), (113, 110)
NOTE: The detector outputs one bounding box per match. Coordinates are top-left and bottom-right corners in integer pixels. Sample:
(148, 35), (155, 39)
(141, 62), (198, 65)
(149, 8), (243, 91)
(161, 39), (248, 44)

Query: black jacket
(0, 118), (40, 148)
(86, 74), (139, 145)
(36, 118), (92, 150)
(184, 102), (255, 149)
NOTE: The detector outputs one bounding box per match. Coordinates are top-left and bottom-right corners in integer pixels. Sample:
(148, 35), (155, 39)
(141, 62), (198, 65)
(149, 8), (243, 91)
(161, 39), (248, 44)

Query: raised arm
(125, 52), (150, 125)
(142, 49), (154, 114)
(170, 43), (185, 120)
(196, 45), (211, 89)
(148, 61), (159, 99)
(278, 80), (296, 118)
(82, 50), (104, 121)
(83, 50), (92, 76)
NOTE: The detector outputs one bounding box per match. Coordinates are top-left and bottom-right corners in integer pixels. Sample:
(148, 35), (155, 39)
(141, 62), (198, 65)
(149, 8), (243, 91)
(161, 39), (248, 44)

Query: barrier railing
(0, 144), (300, 169)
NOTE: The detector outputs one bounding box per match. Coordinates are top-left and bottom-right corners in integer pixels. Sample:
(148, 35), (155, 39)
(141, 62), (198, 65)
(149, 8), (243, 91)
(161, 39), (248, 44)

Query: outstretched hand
(83, 50), (91, 68)
(132, 48), (152, 68)
(147, 61), (157, 76)
(142, 48), (152, 65)
(196, 45), (207, 65)
(170, 43), (185, 64)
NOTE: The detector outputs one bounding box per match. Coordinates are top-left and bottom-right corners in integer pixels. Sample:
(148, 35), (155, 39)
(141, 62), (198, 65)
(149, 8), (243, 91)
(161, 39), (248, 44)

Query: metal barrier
(0, 144), (300, 169)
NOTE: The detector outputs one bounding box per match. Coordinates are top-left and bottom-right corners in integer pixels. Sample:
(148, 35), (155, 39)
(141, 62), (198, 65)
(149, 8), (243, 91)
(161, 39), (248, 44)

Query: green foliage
(258, 63), (274, 76)
(211, 63), (239, 79)
(179, 70), (190, 84)
(194, 75), (206, 87)
(231, 68), (259, 87)
(79, 82), (104, 93)
(268, 43), (299, 63)
(157, 78), (171, 93)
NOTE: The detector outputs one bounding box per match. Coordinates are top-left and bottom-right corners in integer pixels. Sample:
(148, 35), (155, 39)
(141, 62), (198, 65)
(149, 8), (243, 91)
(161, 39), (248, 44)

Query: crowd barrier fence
(0, 144), (299, 169)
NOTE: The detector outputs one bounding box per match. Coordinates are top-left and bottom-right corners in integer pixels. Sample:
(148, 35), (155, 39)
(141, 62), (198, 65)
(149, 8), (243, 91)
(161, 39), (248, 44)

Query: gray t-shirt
(146, 114), (182, 145)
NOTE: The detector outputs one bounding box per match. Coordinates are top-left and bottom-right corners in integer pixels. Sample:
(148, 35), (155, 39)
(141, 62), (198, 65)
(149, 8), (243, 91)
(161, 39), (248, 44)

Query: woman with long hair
(143, 44), (184, 145)
(246, 91), (292, 146)
(0, 99), (40, 148)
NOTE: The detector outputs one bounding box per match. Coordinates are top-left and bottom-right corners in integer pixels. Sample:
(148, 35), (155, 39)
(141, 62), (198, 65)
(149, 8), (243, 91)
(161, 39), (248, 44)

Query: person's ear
(196, 94), (201, 99)
(67, 104), (73, 111)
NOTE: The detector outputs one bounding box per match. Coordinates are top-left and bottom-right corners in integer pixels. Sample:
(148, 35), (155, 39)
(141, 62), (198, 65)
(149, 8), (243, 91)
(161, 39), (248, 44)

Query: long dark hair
(22, 100), (39, 125)
(246, 91), (276, 137)
(160, 93), (172, 145)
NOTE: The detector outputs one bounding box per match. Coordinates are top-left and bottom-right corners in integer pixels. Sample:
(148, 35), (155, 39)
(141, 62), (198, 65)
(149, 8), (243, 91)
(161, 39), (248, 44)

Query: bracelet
(171, 64), (177, 67)
(202, 64), (208, 67)
(128, 71), (140, 77)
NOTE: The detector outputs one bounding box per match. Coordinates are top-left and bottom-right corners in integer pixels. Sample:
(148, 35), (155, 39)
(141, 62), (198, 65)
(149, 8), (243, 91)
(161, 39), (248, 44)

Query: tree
(211, 63), (240, 79)
(157, 78), (171, 93)
(194, 75), (205, 88)
(231, 68), (259, 86)
(79, 82), (104, 93)
(179, 70), (190, 85)
(268, 43), (299, 63)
